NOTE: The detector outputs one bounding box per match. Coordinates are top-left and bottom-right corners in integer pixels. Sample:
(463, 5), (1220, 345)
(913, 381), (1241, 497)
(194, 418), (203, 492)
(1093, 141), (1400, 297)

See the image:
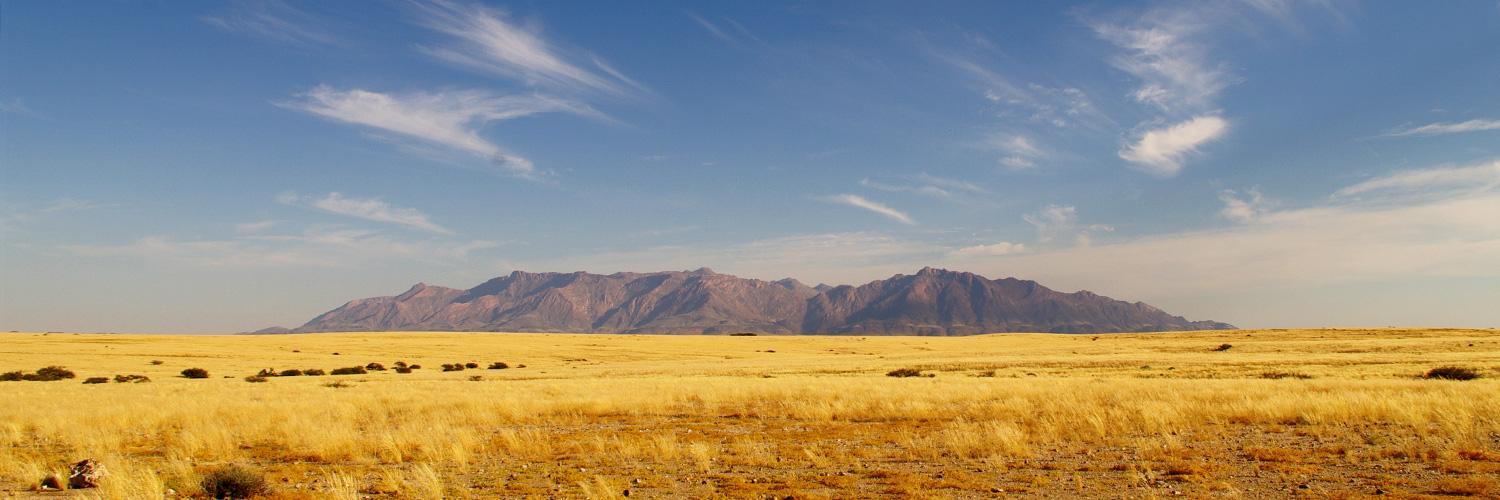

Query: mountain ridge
(280, 268), (1233, 335)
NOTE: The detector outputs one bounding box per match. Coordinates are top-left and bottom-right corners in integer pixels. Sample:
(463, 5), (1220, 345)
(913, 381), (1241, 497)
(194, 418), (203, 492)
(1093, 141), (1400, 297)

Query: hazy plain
(1, 328), (1497, 498)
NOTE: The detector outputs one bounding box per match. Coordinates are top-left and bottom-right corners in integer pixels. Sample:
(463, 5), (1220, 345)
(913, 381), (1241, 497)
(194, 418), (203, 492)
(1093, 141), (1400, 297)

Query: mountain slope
(292, 268), (1232, 334)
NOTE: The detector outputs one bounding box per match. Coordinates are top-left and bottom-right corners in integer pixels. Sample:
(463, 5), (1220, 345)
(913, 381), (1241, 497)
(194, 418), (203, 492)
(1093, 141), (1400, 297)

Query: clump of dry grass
(199, 465), (269, 499)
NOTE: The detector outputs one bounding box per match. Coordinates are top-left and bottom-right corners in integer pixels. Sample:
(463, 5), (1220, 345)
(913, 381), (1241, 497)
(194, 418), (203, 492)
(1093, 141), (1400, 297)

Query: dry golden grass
(0, 328), (1496, 498)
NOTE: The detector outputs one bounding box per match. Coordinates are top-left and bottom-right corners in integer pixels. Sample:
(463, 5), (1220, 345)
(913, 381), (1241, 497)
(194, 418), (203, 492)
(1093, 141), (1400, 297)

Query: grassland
(1, 328), (1497, 498)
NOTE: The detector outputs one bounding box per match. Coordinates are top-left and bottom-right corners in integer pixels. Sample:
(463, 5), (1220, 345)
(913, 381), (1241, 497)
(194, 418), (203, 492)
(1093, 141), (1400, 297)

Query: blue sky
(2, 0), (1498, 332)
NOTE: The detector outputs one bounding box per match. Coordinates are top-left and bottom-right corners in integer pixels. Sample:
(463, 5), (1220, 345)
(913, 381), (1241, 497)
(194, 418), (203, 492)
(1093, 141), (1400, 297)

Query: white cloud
(64, 228), (496, 268)
(1334, 159), (1500, 198)
(1023, 204), (1113, 247)
(280, 192), (453, 234)
(949, 241), (1026, 258)
(1384, 119), (1500, 137)
(411, 0), (643, 96)
(1119, 115), (1228, 176)
(822, 194), (915, 225)
(1091, 12), (1230, 114)
(201, 0), (341, 47)
(283, 86), (600, 179)
(234, 220), (278, 234)
(944, 56), (1111, 130)
(1218, 188), (1268, 223)
(989, 134), (1046, 169)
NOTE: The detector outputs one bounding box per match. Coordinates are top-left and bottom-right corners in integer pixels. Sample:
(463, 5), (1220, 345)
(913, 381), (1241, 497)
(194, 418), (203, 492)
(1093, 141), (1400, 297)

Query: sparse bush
(303, 368), (326, 376)
(730, 332), (757, 336)
(886, 368), (932, 378)
(256, 368), (278, 377)
(1260, 371), (1313, 380)
(181, 368), (209, 379)
(468, 375), (484, 381)
(394, 366), (413, 374)
(442, 364), (464, 372)
(114, 374), (151, 383)
(1425, 366), (1481, 381)
(200, 465), (270, 499)
(323, 381), (351, 388)
(488, 362), (510, 370)
(409, 364), (422, 370)
(516, 364), (525, 368)
(464, 362), (479, 369)
(278, 369), (303, 377)
(394, 361), (408, 368)
(1213, 344), (1233, 352)
(83, 377), (109, 384)
(244, 375), (268, 383)
(365, 362), (386, 371)
(330, 366), (367, 375)
(0, 371), (22, 381)
(150, 360), (164, 365)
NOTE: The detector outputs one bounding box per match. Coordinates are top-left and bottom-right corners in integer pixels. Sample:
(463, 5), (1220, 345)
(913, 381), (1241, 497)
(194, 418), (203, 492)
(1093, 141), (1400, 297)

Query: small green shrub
(464, 362), (479, 369)
(114, 374), (151, 383)
(330, 366), (367, 375)
(488, 362), (510, 370)
(365, 362), (386, 371)
(303, 368), (326, 376)
(83, 377), (109, 384)
(442, 364), (464, 372)
(278, 369), (303, 377)
(1425, 366), (1481, 381)
(200, 465), (269, 499)
(1213, 343), (1233, 352)
(150, 360), (164, 365)
(394, 366), (413, 374)
(0, 371), (22, 382)
(181, 368), (210, 379)
(886, 368), (932, 378)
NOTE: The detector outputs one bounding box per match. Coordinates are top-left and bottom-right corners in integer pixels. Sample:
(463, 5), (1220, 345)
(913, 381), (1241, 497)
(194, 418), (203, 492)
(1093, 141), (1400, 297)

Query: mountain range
(269, 268), (1233, 335)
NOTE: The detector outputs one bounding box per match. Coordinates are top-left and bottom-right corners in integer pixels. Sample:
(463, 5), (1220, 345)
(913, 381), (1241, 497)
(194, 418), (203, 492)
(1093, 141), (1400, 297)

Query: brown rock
(68, 459), (106, 489)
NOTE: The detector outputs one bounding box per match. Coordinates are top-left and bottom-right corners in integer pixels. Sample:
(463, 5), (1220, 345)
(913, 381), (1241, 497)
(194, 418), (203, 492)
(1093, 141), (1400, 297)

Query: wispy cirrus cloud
(411, 0), (645, 96)
(1334, 159), (1500, 198)
(1089, 9), (1231, 114)
(859, 173), (988, 204)
(278, 192), (453, 234)
(1383, 119), (1500, 138)
(988, 134), (1047, 169)
(281, 86), (601, 179)
(821, 194), (916, 225)
(201, 0), (342, 47)
(688, 13), (764, 49)
(1119, 115), (1228, 176)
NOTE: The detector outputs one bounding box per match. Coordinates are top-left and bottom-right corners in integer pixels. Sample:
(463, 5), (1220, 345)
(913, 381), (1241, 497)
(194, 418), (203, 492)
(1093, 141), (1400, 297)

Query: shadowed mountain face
(293, 268), (1233, 334)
